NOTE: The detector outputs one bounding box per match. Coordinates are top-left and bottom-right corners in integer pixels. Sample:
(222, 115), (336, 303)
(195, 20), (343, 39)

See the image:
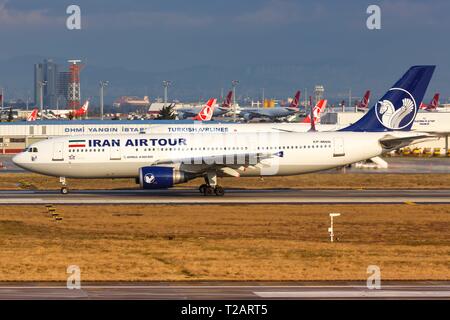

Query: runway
(0, 282), (448, 299)
(0, 188), (450, 204)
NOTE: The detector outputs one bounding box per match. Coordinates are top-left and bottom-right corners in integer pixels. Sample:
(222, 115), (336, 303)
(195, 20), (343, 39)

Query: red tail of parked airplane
(420, 93), (440, 111)
(288, 91), (301, 109)
(193, 98), (217, 121)
(359, 90), (371, 109)
(303, 99), (327, 124)
(26, 108), (38, 121)
(221, 91), (233, 108)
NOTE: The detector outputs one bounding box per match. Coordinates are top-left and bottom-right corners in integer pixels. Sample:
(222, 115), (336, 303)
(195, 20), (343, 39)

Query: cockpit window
(33, 148), (38, 153)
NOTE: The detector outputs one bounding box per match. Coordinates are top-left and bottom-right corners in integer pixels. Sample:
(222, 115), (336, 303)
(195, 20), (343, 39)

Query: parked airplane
(240, 90), (301, 121)
(45, 100), (89, 119)
(177, 92), (232, 119)
(13, 66), (435, 196)
(419, 93), (439, 111)
(26, 108), (38, 121)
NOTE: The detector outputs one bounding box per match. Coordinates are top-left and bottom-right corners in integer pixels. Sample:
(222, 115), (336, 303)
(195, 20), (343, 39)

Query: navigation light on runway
(328, 213), (341, 242)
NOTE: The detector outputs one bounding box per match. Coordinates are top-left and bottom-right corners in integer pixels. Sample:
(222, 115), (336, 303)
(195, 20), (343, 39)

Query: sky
(0, 0), (449, 103)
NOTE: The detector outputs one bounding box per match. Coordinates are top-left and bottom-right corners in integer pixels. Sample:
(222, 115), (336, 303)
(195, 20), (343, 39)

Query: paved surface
(0, 282), (448, 299)
(0, 188), (450, 204)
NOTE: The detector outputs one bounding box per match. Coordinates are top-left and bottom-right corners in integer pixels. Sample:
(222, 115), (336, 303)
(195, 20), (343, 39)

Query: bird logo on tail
(375, 88), (416, 130)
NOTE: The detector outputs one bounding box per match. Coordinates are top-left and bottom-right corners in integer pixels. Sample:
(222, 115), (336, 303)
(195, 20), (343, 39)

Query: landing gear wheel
(203, 186), (214, 196)
(214, 186), (225, 196)
(60, 186), (69, 195)
(199, 184), (208, 194)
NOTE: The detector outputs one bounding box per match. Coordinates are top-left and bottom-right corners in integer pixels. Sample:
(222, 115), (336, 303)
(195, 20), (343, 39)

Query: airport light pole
(261, 88), (265, 109)
(0, 87), (3, 112)
(349, 88), (352, 113)
(99, 80), (109, 120)
(163, 80), (171, 108)
(38, 80), (47, 114)
(231, 80), (239, 122)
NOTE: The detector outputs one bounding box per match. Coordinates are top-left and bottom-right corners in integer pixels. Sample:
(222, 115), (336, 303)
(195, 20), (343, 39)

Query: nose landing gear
(60, 177), (69, 195)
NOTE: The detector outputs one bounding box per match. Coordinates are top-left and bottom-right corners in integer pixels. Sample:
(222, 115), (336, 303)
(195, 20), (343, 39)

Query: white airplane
(239, 90), (301, 122)
(45, 100), (90, 119)
(176, 92), (232, 119)
(13, 66), (436, 196)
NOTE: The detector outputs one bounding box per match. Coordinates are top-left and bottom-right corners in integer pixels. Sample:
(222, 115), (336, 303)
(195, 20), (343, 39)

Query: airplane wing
(150, 151), (283, 177)
(245, 109), (274, 119)
(378, 133), (438, 150)
(176, 109), (197, 119)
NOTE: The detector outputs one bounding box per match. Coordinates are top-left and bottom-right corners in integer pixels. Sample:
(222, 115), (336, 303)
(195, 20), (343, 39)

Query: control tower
(314, 85), (325, 105)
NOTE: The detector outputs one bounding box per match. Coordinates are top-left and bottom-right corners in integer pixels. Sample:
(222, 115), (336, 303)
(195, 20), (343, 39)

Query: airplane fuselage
(13, 131), (386, 179)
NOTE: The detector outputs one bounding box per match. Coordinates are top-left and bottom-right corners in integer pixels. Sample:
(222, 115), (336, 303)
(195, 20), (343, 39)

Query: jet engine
(139, 166), (192, 189)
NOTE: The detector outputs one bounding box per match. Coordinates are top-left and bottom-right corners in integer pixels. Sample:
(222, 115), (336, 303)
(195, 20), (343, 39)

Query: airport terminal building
(1, 111), (450, 154)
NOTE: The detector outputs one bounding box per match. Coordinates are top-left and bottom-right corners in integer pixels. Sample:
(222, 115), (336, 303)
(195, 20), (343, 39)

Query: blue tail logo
(375, 88), (416, 130)
(342, 65), (435, 132)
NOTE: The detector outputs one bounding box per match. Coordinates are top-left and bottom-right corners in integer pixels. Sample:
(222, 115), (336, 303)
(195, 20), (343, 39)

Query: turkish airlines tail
(303, 99), (327, 124)
(193, 98), (217, 121)
(221, 91), (233, 108)
(420, 93), (439, 111)
(26, 108), (38, 121)
(359, 90), (371, 109)
(288, 91), (301, 109)
(74, 100), (89, 117)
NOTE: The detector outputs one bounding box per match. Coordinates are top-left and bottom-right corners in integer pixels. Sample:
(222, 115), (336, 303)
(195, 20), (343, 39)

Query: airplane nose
(12, 153), (21, 165)
(12, 152), (26, 169)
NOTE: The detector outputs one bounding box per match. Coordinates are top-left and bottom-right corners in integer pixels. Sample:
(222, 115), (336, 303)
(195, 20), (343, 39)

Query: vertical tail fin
(221, 91), (233, 108)
(359, 90), (371, 109)
(430, 93), (440, 108)
(193, 98), (217, 121)
(341, 66), (435, 132)
(303, 99), (327, 124)
(26, 108), (38, 121)
(288, 90), (301, 109)
(82, 100), (89, 112)
(421, 93), (440, 110)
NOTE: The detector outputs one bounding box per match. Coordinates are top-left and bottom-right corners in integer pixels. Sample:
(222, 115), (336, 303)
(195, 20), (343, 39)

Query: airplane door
(110, 147), (121, 160)
(52, 142), (64, 161)
(333, 138), (345, 157)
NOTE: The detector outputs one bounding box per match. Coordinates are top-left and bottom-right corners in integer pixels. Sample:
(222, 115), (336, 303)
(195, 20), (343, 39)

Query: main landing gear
(199, 171), (225, 196)
(60, 177), (69, 195)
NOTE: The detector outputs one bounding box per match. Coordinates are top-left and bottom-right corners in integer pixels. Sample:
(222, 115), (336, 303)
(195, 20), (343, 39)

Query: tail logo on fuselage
(375, 88), (417, 130)
(144, 173), (156, 184)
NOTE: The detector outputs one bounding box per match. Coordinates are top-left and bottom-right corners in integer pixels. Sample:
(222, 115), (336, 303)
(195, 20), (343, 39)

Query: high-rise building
(34, 59), (60, 108)
(57, 71), (70, 107)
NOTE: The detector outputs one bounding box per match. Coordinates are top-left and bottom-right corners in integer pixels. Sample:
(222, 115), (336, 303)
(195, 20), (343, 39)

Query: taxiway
(0, 282), (448, 299)
(0, 188), (449, 204)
